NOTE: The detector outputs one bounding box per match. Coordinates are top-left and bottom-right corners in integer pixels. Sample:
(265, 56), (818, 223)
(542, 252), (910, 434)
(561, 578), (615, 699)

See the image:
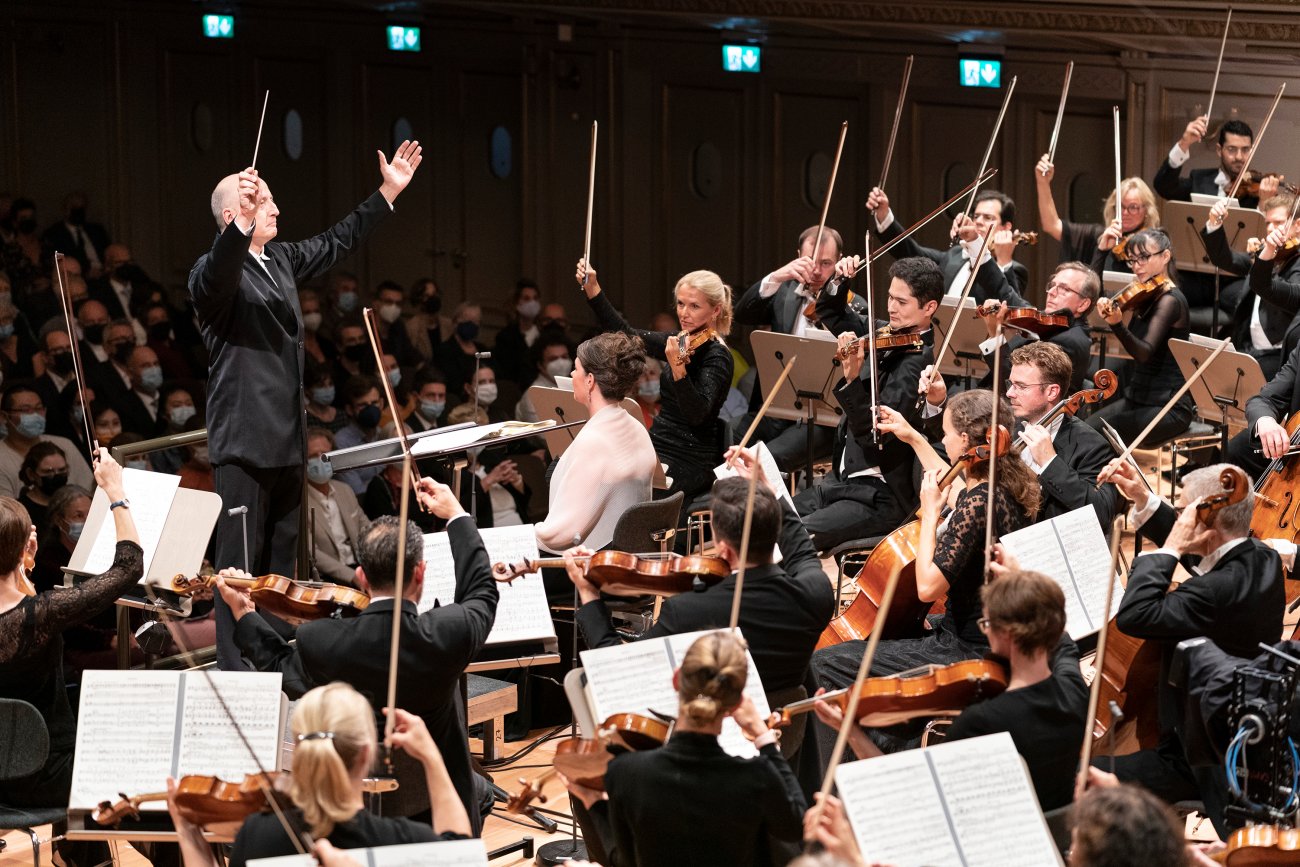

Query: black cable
(479, 724), (569, 769)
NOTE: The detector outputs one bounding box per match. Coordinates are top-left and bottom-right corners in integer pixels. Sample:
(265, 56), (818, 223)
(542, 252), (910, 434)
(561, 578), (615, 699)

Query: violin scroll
(1194, 466), (1248, 528)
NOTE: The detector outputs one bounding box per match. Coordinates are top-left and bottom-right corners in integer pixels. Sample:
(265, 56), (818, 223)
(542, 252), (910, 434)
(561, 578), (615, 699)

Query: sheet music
(82, 468), (180, 577)
(175, 672), (284, 780)
(248, 839), (489, 867)
(409, 420), (554, 457)
(664, 630), (770, 757)
(998, 506), (1123, 638)
(419, 524), (556, 644)
(713, 441), (795, 509)
(70, 670), (179, 808)
(839, 733), (1061, 867)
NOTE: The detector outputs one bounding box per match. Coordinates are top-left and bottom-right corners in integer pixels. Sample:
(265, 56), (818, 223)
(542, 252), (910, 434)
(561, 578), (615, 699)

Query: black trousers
(793, 475), (903, 551)
(1087, 397), (1194, 449)
(1225, 427), (1271, 481)
(213, 461), (302, 671)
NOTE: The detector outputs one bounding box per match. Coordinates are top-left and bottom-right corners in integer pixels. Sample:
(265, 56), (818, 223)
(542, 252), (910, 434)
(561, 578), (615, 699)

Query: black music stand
(930, 296), (987, 387)
(1166, 200), (1264, 335)
(749, 330), (842, 484)
(1170, 336), (1266, 455)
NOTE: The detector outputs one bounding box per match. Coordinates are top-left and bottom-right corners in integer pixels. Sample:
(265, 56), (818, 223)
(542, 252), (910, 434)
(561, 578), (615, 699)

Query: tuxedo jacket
(875, 219), (1028, 301)
(1152, 161), (1259, 210)
(1204, 228), (1300, 357)
(1246, 338), (1300, 432)
(234, 515), (497, 829)
(41, 220), (110, 274)
(576, 500), (833, 696)
(188, 192), (392, 467)
(1036, 414), (1119, 527)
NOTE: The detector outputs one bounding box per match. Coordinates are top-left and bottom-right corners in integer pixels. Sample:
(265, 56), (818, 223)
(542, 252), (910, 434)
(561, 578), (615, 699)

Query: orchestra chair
(1153, 421), (1221, 502)
(1042, 805), (1073, 856)
(823, 536), (888, 614)
(605, 492), (685, 633)
(0, 699), (66, 867)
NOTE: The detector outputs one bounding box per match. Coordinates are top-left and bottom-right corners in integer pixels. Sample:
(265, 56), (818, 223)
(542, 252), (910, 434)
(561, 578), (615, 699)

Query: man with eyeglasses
(1153, 117), (1262, 210)
(734, 225), (864, 471)
(0, 382), (93, 498)
(866, 186), (1028, 299)
(972, 261), (1097, 393)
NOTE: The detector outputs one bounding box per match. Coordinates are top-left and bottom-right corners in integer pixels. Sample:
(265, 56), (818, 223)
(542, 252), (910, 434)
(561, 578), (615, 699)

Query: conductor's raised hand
(237, 169), (260, 225)
(378, 140), (423, 205)
(416, 477), (465, 521)
(575, 258), (601, 299)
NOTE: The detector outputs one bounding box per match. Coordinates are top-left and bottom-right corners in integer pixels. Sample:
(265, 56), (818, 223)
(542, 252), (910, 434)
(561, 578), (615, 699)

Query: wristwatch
(109, 498), (131, 511)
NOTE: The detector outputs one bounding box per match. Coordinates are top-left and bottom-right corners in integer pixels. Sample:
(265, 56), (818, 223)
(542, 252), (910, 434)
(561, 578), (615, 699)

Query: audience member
(446, 404), (527, 527)
(436, 302), (487, 397)
(0, 383), (93, 497)
(0, 300), (36, 381)
(32, 484), (91, 594)
(117, 346), (164, 436)
(140, 301), (201, 379)
(305, 428), (365, 585)
(305, 365), (346, 433)
(42, 191), (110, 278)
(493, 279), (544, 386)
(299, 288), (337, 370)
(75, 299), (111, 363)
(16, 441), (69, 535)
(333, 318), (371, 389)
(405, 277), (450, 362)
(9, 198), (43, 272)
(90, 402), (123, 447)
(464, 364), (509, 424)
(334, 375), (385, 495)
(152, 383), (200, 474)
(176, 419), (213, 492)
(407, 367), (447, 433)
(634, 358), (662, 427)
(323, 271), (361, 337)
(515, 332), (572, 423)
(372, 280), (421, 367)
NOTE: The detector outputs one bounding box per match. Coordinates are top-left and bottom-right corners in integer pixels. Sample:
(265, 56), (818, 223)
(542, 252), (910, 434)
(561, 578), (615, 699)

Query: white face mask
(545, 357), (573, 379)
(302, 312), (323, 331)
(517, 299), (541, 319)
(378, 303), (402, 324)
(475, 383), (498, 405)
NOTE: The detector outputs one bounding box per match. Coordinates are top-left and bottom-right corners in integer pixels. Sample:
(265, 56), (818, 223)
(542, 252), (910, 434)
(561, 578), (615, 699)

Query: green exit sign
(202, 14), (234, 39)
(387, 25), (421, 52)
(722, 44), (761, 73)
(960, 57), (1002, 88)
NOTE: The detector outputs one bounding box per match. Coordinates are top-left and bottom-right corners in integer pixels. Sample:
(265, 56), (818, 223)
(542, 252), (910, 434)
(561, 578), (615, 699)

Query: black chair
(0, 698), (66, 867)
(610, 492), (685, 555)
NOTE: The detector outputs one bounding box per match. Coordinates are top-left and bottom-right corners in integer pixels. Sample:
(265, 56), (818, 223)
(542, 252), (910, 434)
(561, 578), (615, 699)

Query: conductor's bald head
(211, 174), (241, 230)
(210, 171), (278, 245)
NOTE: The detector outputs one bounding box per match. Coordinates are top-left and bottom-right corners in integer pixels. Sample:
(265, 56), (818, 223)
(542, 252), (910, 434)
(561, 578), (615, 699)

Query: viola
(773, 659), (1008, 729)
(94, 771), (285, 829)
(492, 550), (730, 597)
(171, 573), (370, 625)
(1097, 274), (1172, 316)
(507, 713), (670, 818)
(1110, 233), (1136, 262)
(1212, 823), (1300, 864)
(804, 288), (858, 325)
(834, 327), (924, 360)
(673, 327), (717, 365)
(976, 301), (1069, 337)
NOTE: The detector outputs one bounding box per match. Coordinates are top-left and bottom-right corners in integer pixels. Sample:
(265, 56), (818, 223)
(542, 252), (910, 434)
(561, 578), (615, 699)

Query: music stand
(1165, 201), (1264, 276)
(749, 330), (843, 483)
(1170, 337), (1266, 453)
(930, 296), (987, 385)
(526, 385), (667, 490)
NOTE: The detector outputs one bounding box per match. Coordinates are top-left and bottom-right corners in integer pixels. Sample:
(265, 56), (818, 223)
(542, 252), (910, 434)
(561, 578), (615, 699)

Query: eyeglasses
(1126, 249), (1167, 265)
(1046, 281), (1083, 298)
(1120, 203), (1145, 214)
(1005, 380), (1048, 393)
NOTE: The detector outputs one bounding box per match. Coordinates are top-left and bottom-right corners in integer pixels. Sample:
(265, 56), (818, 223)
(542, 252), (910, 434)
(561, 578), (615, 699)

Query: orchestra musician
(1089, 228), (1194, 447)
(794, 257), (939, 550)
(1205, 193), (1300, 380)
(866, 186), (1028, 298)
(191, 143), (422, 671)
(576, 260), (733, 508)
(217, 479), (498, 834)
(972, 261), (1098, 392)
(0, 449), (138, 867)
(561, 630), (806, 866)
(1095, 459), (1285, 834)
(1228, 334), (1300, 479)
(810, 389), (1039, 750)
(1035, 154), (1161, 272)
(813, 569), (1087, 811)
(1153, 117), (1263, 209)
(733, 225), (863, 471)
(1069, 783), (1197, 867)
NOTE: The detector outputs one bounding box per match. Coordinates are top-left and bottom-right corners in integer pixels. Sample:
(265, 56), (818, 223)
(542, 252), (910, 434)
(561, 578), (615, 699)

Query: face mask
(386, 368), (402, 388)
(475, 383), (498, 405)
(68, 207), (86, 226)
(420, 399), (445, 419)
(456, 321), (480, 342)
(310, 386), (335, 406)
(302, 312), (322, 332)
(15, 413), (45, 439)
(379, 303), (402, 324)
(126, 457), (149, 471)
(169, 404), (196, 427)
(65, 520), (84, 542)
(517, 299), (541, 319)
(343, 344), (369, 363)
(545, 358), (573, 379)
(337, 291), (359, 312)
(140, 366), (164, 392)
(306, 457), (333, 484)
(190, 447), (210, 468)
(0, 324), (15, 340)
(49, 352), (74, 376)
(423, 295), (442, 315)
(38, 472), (68, 495)
(16, 218), (36, 235)
(638, 380), (661, 400)
(82, 323), (105, 345)
(147, 322), (172, 343)
(112, 342), (134, 364)
(357, 405), (382, 429)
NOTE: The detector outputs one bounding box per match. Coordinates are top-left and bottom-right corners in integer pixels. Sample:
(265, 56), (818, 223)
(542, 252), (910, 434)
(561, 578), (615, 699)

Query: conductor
(190, 141), (422, 670)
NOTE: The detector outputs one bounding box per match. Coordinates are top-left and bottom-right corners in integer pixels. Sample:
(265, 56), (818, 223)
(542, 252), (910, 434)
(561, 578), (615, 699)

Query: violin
(1097, 274), (1172, 316)
(804, 288), (857, 324)
(171, 573), (370, 625)
(492, 550), (730, 596)
(1238, 168), (1300, 198)
(818, 424), (1012, 647)
(834, 327), (924, 360)
(94, 771), (285, 829)
(773, 659), (1008, 729)
(976, 301), (1069, 337)
(507, 712), (670, 818)
(1212, 823), (1300, 864)
(1010, 230), (1038, 247)
(674, 327), (717, 364)
(17, 550), (36, 597)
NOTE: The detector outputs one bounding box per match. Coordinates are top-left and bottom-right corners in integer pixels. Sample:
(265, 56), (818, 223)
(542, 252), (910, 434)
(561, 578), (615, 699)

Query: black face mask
(147, 322), (172, 343)
(356, 405), (382, 429)
(48, 352), (74, 376)
(68, 207), (86, 226)
(424, 295), (442, 315)
(111, 342), (133, 364)
(82, 324), (106, 345)
(344, 344), (369, 363)
(16, 218), (36, 235)
(38, 472), (68, 495)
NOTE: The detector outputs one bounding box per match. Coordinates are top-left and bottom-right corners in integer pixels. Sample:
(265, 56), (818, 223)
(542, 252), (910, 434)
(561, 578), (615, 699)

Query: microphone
(227, 506), (248, 516)
(474, 351), (492, 360)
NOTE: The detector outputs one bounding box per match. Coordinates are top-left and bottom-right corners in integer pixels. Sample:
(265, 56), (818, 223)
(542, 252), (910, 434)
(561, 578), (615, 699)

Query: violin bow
(795, 121), (848, 297)
(964, 75), (1017, 217)
(1205, 7), (1233, 125)
(251, 90), (270, 172)
(1112, 106), (1123, 217)
(982, 329), (1005, 581)
(806, 561), (905, 839)
(1076, 515), (1125, 794)
(914, 223), (996, 413)
(1043, 62), (1074, 175)
(877, 56), (913, 192)
(361, 307), (425, 502)
(1100, 336), (1232, 487)
(1227, 82), (1286, 201)
(868, 168), (997, 264)
(581, 120), (597, 286)
(864, 232), (880, 448)
(728, 454), (761, 633)
(729, 357), (797, 466)
(53, 253), (99, 461)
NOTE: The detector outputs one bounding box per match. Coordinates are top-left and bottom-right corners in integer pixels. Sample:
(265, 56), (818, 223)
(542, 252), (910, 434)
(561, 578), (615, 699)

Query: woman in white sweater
(535, 331), (659, 555)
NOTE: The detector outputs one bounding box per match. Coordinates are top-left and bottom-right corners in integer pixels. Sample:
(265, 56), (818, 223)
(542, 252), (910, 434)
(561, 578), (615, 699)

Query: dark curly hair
(576, 332), (647, 401)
